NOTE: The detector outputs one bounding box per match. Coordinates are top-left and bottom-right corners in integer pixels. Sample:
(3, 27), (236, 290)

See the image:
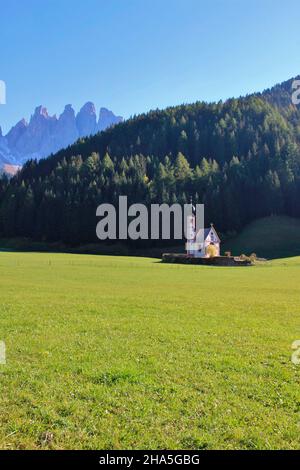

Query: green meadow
(0, 251), (299, 450)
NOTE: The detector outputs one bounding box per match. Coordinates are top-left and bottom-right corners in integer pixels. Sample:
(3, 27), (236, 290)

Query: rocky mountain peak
(0, 102), (123, 170)
(76, 102), (97, 137)
(61, 104), (75, 116)
(98, 107), (123, 132)
(33, 105), (50, 119)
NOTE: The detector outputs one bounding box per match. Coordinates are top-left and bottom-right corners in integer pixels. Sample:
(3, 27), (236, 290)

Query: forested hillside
(1, 77), (300, 245)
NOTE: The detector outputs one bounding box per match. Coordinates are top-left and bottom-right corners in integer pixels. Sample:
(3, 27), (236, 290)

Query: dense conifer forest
(1, 77), (300, 245)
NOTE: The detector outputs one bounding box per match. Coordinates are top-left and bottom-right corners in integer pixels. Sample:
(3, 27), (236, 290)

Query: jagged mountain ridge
(0, 103), (123, 168)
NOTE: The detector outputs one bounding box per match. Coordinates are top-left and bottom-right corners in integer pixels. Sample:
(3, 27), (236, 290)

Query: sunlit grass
(0, 252), (299, 449)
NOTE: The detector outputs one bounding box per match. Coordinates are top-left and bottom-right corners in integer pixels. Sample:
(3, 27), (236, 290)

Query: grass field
(0, 252), (299, 450)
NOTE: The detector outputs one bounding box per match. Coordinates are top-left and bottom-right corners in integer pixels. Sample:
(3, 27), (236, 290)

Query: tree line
(1, 86), (300, 246)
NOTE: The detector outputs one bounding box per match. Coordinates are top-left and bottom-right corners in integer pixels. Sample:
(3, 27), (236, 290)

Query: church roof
(204, 228), (212, 239)
(196, 226), (220, 243)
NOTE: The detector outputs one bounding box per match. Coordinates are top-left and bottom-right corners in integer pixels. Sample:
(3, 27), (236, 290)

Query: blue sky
(0, 0), (300, 133)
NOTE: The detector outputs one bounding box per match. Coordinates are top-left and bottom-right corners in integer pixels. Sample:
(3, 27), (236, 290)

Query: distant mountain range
(0, 103), (123, 172)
